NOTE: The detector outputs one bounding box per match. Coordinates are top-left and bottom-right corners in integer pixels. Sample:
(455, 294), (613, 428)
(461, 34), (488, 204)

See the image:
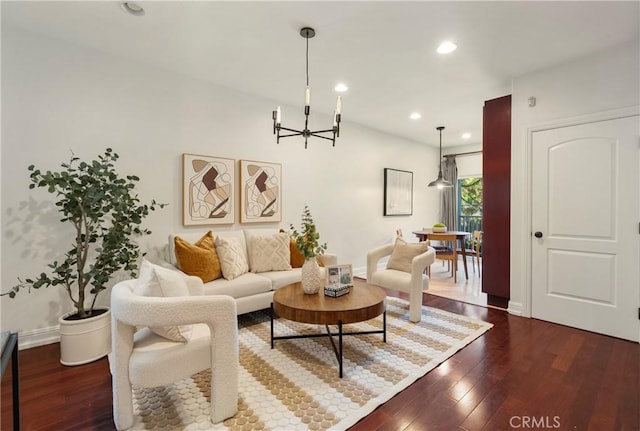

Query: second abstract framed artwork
(239, 160), (282, 223)
(183, 154), (235, 225)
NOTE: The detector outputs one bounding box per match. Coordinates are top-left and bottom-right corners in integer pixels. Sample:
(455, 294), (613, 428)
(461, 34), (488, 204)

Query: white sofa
(166, 229), (337, 315)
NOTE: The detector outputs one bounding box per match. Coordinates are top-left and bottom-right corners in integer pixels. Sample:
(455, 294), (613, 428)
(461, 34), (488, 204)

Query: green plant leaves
(0, 148), (166, 318)
(290, 205), (327, 260)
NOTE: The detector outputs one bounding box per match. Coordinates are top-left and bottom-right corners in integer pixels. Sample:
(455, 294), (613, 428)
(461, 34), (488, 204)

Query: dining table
(411, 230), (471, 280)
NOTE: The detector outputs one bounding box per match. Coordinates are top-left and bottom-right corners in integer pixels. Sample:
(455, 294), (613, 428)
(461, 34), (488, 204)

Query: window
(457, 177), (482, 241)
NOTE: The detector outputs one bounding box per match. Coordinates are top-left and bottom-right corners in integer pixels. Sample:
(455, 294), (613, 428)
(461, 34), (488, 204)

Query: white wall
(509, 41), (639, 315)
(1, 29), (441, 343)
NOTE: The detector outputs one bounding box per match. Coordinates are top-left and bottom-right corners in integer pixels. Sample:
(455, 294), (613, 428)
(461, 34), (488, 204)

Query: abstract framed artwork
(183, 154), (235, 226)
(384, 168), (413, 216)
(239, 160), (282, 223)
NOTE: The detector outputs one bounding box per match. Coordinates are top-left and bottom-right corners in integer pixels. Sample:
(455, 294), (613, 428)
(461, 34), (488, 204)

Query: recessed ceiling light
(334, 83), (348, 92)
(121, 2), (145, 16)
(437, 41), (457, 54)
(409, 112), (422, 120)
(462, 132), (471, 139)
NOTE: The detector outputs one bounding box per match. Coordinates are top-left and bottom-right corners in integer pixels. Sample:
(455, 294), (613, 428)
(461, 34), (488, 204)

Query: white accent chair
(111, 279), (239, 430)
(366, 243), (436, 323)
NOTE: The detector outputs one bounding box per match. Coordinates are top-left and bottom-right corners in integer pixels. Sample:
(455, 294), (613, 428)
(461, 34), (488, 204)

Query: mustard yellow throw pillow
(289, 240), (326, 267)
(279, 229), (305, 268)
(386, 237), (429, 273)
(289, 239), (306, 268)
(174, 231), (222, 282)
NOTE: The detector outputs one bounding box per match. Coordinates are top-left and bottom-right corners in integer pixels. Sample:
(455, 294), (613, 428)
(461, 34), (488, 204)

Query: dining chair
(427, 233), (458, 282)
(422, 227), (449, 269)
(457, 230), (482, 276)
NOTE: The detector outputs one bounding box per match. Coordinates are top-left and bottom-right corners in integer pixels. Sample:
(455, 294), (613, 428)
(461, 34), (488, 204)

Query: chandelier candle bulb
(272, 110), (277, 134)
(305, 86), (311, 106)
(276, 106), (281, 124)
(336, 96), (342, 114)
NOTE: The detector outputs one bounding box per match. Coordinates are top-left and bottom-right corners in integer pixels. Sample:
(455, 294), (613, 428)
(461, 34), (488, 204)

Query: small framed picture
(326, 264), (353, 288)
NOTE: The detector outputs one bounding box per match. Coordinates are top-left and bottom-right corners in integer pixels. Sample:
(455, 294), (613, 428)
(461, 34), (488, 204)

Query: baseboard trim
(18, 325), (59, 350)
(507, 301), (523, 316)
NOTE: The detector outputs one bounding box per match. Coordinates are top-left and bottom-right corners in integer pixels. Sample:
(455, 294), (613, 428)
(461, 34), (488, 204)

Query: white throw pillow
(216, 237), (250, 280)
(136, 259), (193, 342)
(386, 237), (429, 273)
(249, 232), (292, 273)
(243, 228), (277, 268)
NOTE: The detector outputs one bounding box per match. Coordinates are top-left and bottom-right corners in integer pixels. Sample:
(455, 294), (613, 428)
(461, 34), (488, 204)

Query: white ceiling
(3, 1), (638, 147)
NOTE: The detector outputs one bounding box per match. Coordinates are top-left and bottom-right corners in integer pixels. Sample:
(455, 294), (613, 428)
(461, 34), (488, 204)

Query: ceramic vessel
(301, 257), (323, 294)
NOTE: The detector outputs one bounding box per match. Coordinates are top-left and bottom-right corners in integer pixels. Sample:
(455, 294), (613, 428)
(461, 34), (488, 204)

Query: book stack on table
(324, 284), (350, 297)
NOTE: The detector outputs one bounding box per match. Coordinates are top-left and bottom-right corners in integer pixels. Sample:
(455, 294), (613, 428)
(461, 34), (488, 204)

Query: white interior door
(531, 115), (639, 342)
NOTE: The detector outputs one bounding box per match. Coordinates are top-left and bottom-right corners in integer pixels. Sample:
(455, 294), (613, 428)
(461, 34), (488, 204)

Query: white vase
(301, 257), (323, 294)
(59, 306), (111, 366)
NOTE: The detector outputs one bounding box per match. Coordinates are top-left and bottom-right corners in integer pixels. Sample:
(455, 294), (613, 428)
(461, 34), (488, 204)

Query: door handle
(534, 231), (543, 238)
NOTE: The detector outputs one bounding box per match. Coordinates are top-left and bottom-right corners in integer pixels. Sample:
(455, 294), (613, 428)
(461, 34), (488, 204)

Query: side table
(1, 332), (20, 430)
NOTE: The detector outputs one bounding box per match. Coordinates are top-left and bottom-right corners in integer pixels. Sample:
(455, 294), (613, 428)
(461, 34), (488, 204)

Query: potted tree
(290, 205), (327, 294)
(2, 148), (164, 365)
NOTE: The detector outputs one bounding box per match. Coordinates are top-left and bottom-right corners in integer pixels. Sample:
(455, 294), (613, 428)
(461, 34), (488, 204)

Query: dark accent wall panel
(482, 95), (511, 304)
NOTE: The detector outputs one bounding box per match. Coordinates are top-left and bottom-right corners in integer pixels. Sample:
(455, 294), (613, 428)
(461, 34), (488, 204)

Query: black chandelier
(272, 27), (342, 149)
(428, 126), (453, 188)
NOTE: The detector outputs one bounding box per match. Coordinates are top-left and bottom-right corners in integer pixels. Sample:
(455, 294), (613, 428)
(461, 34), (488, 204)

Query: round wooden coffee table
(271, 280), (387, 378)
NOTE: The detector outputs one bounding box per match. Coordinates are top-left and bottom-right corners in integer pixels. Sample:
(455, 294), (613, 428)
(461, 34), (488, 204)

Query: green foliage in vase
(290, 205), (327, 260)
(433, 223), (446, 228)
(1, 148), (166, 319)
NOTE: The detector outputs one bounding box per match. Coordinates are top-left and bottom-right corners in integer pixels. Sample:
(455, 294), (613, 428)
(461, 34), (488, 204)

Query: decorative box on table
(325, 264), (353, 298)
(324, 284), (350, 297)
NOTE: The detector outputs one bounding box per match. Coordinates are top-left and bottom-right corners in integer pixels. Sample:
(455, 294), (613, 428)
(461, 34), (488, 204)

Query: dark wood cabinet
(482, 95), (511, 308)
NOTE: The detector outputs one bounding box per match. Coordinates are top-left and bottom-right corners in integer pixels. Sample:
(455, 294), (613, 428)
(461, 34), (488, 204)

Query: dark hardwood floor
(2, 292), (638, 430)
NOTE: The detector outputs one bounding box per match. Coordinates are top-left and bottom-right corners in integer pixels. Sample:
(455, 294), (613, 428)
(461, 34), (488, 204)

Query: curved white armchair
(111, 279), (239, 430)
(366, 243), (435, 323)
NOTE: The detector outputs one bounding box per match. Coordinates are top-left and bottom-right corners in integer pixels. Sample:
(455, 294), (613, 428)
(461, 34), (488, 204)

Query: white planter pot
(301, 257), (323, 294)
(59, 306), (111, 366)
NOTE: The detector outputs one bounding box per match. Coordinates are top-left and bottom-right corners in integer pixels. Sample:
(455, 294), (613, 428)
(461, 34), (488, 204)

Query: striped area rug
(132, 297), (492, 430)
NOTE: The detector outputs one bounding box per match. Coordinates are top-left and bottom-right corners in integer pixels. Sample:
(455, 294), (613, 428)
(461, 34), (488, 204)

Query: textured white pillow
(216, 237), (249, 280)
(386, 237), (429, 273)
(249, 232), (292, 273)
(136, 259), (192, 342)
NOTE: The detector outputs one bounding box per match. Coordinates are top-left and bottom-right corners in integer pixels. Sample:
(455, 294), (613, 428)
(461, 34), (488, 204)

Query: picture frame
(326, 264), (353, 288)
(183, 154), (235, 225)
(384, 168), (413, 216)
(239, 159), (282, 223)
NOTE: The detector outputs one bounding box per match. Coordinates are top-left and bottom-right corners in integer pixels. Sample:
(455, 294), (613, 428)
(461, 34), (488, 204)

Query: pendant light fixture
(428, 126), (453, 189)
(272, 27), (342, 149)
